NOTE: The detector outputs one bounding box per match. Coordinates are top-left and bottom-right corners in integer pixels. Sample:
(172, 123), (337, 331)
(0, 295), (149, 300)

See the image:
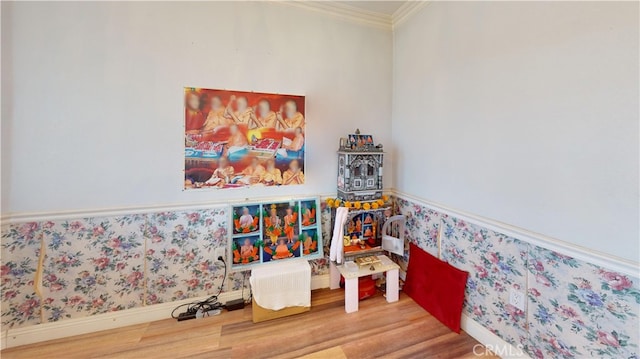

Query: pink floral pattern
(1, 204), (332, 330)
(527, 246), (639, 358)
(395, 195), (640, 359)
(394, 197), (440, 258)
(1, 223), (43, 328)
(440, 215), (529, 349)
(392, 197), (441, 276)
(144, 208), (247, 304)
(6, 194), (636, 359)
(40, 215), (146, 321)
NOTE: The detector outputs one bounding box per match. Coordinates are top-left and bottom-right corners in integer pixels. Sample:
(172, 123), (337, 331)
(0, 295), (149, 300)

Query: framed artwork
(229, 197), (322, 270)
(262, 202), (300, 262)
(184, 88), (306, 190)
(231, 236), (261, 265)
(232, 205), (260, 234)
(347, 134), (374, 150)
(344, 210), (385, 247)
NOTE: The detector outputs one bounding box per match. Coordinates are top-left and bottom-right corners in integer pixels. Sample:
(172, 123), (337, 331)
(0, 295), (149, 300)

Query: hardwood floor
(2, 289), (497, 358)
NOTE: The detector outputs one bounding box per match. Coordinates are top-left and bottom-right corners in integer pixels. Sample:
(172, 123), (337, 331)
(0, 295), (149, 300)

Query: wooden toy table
(329, 255), (400, 313)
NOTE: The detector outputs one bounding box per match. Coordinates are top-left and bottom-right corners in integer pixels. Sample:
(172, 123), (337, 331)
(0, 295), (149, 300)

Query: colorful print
(184, 88), (306, 190)
(233, 205), (260, 234)
(232, 236), (260, 265)
(230, 198), (323, 270)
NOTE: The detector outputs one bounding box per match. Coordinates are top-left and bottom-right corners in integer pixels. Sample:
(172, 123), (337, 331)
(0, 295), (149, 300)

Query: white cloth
(250, 259), (311, 311)
(330, 206), (350, 264)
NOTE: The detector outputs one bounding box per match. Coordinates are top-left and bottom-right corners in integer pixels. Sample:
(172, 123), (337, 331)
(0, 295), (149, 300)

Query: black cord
(171, 258), (227, 319)
(241, 271), (246, 303)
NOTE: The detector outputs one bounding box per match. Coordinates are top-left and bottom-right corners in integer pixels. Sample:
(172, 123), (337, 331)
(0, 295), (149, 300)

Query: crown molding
(392, 1), (430, 30)
(273, 1), (392, 30)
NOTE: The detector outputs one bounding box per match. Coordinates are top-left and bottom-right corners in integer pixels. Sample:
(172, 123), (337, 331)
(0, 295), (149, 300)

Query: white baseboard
(2, 277), (527, 356)
(1, 274), (330, 350)
(2, 290), (242, 350)
(461, 314), (531, 359)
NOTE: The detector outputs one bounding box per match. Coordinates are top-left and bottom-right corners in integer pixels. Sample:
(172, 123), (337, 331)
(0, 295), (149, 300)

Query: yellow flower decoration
(382, 195), (389, 202)
(354, 201), (362, 209)
(363, 203), (371, 210)
(326, 198), (335, 207)
(344, 201), (351, 208)
(377, 199), (385, 206)
(334, 199), (342, 207)
(371, 202), (379, 209)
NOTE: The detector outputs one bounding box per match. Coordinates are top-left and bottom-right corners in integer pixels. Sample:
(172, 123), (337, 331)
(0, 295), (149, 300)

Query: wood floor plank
(299, 346), (348, 359)
(182, 347), (233, 359)
(1, 324), (149, 359)
(92, 326), (221, 359)
(1, 289), (496, 359)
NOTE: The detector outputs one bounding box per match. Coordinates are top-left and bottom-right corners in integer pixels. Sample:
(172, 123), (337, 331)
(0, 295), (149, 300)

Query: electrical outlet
(214, 247), (226, 262)
(509, 289), (525, 311)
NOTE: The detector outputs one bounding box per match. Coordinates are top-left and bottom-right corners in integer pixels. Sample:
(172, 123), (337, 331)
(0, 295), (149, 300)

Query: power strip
(177, 312), (196, 321)
(225, 298), (245, 311)
(177, 308), (222, 321)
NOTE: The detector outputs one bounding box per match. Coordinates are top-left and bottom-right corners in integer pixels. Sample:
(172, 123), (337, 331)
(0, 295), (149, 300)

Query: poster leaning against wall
(184, 88), (306, 190)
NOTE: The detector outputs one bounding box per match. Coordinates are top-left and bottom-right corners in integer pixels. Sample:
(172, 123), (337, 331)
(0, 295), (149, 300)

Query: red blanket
(404, 243), (468, 333)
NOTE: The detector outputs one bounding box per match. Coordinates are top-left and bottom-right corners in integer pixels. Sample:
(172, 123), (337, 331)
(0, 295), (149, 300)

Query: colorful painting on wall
(230, 198), (322, 270)
(184, 88), (306, 190)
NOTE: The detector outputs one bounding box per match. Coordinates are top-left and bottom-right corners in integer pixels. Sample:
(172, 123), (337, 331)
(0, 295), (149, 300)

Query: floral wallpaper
(527, 246), (640, 359)
(144, 209), (237, 305)
(1, 223), (43, 329)
(393, 197), (441, 272)
(394, 195), (639, 359)
(5, 194), (636, 359)
(440, 215), (529, 349)
(1, 203), (333, 331)
(39, 216), (148, 322)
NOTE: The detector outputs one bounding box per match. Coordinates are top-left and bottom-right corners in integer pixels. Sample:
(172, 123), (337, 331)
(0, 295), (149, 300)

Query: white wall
(3, 1), (637, 262)
(392, 2), (639, 262)
(1, 1), (392, 214)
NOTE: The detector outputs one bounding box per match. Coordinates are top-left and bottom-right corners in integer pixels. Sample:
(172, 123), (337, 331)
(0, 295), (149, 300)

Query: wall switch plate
(509, 289), (525, 311)
(214, 247), (226, 262)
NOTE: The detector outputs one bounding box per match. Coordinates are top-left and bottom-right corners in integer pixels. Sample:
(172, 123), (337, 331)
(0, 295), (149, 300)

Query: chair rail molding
(0, 193), (337, 224)
(391, 189), (639, 278)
